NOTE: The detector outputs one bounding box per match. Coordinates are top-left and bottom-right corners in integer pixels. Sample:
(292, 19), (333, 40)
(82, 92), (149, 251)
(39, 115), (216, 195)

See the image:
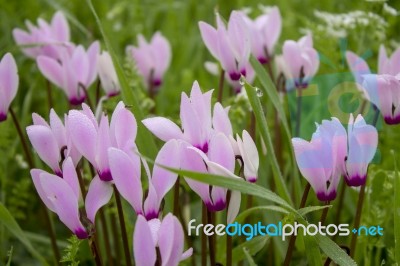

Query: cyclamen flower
(97, 51), (120, 97)
(292, 118), (347, 201)
(199, 11), (251, 81)
(133, 214), (192, 266)
(362, 74), (400, 125)
(13, 11), (72, 60)
(126, 32), (171, 90)
(31, 157), (113, 238)
(26, 109), (81, 175)
(143, 81), (259, 213)
(346, 45), (400, 86)
(68, 101), (137, 181)
(31, 158), (87, 239)
(244, 6), (282, 64)
(345, 114), (378, 186)
(0, 53), (18, 122)
(282, 33), (319, 91)
(37, 41), (100, 105)
(108, 139), (180, 220)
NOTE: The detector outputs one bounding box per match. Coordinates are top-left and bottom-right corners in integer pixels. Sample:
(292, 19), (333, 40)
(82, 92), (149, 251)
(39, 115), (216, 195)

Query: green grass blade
(298, 205), (332, 216)
(86, 0), (158, 158)
(0, 203), (48, 265)
(303, 235), (323, 266)
(235, 206), (290, 224)
(393, 152), (400, 262)
(243, 80), (292, 205)
(315, 234), (357, 266)
(243, 247), (258, 266)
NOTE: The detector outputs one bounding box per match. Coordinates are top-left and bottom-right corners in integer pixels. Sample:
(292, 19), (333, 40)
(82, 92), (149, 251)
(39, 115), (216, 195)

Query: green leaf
(235, 206), (289, 224)
(231, 235), (269, 264)
(86, 0), (158, 158)
(303, 235), (323, 266)
(243, 247), (258, 266)
(0, 203), (48, 265)
(250, 56), (302, 204)
(393, 152), (400, 262)
(315, 234), (357, 266)
(298, 205), (332, 216)
(171, 167), (295, 212)
(243, 80), (292, 205)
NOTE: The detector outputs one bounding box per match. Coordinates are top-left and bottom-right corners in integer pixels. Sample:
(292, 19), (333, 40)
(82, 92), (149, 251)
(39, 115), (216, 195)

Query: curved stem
(207, 210), (216, 266)
(295, 89), (303, 137)
(283, 183), (310, 266)
(89, 235), (103, 266)
(217, 69), (225, 103)
(46, 80), (53, 109)
(113, 186), (132, 266)
(350, 184), (366, 258)
(9, 107), (34, 168)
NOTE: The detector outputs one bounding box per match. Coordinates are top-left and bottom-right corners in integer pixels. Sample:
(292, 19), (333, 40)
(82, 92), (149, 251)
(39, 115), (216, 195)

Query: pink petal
(180, 93), (205, 146)
(134, 215), (157, 266)
(40, 172), (87, 238)
(346, 51), (371, 85)
(108, 148), (143, 214)
(142, 117), (183, 142)
(85, 175), (113, 223)
(208, 133), (235, 172)
(110, 101), (137, 150)
(158, 214), (184, 266)
(36, 56), (64, 88)
(190, 81), (212, 130)
(49, 109), (67, 148)
(26, 125), (61, 174)
(51, 11), (70, 42)
(62, 157), (80, 200)
(227, 190), (241, 223)
(227, 11), (250, 64)
(0, 53), (19, 113)
(282, 40), (302, 79)
(32, 113), (49, 126)
(30, 169), (56, 212)
(151, 32), (171, 80)
(86, 41), (100, 85)
(68, 110), (97, 166)
(152, 139), (180, 199)
(199, 21), (219, 59)
(378, 45), (388, 74)
(212, 102), (232, 136)
(96, 115), (111, 179)
(264, 7), (281, 54)
(143, 183), (160, 220)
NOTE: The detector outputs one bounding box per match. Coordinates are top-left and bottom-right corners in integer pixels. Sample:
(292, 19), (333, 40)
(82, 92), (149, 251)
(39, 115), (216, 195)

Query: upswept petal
(133, 215), (157, 266)
(85, 175), (113, 223)
(158, 214), (185, 266)
(142, 117), (183, 142)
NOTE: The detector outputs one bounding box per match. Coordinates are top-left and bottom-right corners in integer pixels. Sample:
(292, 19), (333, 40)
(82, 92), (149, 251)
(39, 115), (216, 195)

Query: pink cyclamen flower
(31, 158), (88, 239)
(126, 32), (171, 89)
(362, 74), (400, 125)
(68, 101), (137, 181)
(37, 41), (99, 105)
(199, 11), (250, 81)
(344, 114), (378, 186)
(244, 6), (281, 64)
(143, 81), (258, 214)
(13, 11), (72, 60)
(236, 130), (259, 183)
(108, 139), (180, 220)
(97, 51), (120, 97)
(134, 214), (193, 266)
(346, 45), (400, 86)
(282, 33), (319, 91)
(0, 53), (18, 122)
(26, 109), (81, 175)
(292, 118), (347, 201)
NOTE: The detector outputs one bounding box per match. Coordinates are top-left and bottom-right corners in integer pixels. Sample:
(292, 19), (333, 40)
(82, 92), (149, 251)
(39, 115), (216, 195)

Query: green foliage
(60, 235), (81, 266)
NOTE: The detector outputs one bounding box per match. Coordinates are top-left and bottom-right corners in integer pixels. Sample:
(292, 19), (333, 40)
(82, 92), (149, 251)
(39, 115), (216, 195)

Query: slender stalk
(350, 180), (366, 258)
(110, 209), (122, 260)
(201, 204), (207, 266)
(283, 183), (310, 266)
(295, 89), (303, 137)
(113, 186), (132, 266)
(333, 181), (347, 237)
(217, 69), (225, 103)
(76, 167), (87, 196)
(9, 107), (34, 168)
(99, 210), (114, 266)
(89, 235), (103, 266)
(226, 191), (232, 266)
(320, 201), (330, 225)
(173, 178), (180, 216)
(95, 80), (101, 106)
(46, 80), (53, 109)
(10, 107), (61, 263)
(207, 210), (216, 266)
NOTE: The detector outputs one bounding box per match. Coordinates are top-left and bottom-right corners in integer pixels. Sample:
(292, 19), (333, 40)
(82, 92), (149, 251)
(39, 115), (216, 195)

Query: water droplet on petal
(255, 87), (263, 97)
(239, 76), (246, 85)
